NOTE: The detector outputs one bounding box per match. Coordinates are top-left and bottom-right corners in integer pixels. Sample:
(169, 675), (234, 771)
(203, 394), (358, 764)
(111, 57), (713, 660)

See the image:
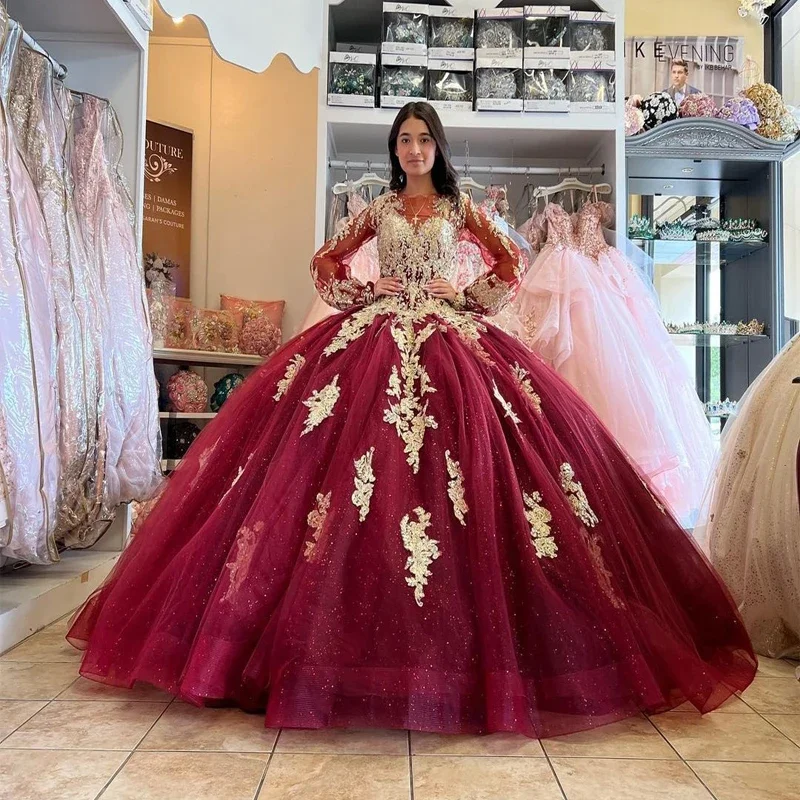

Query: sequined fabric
(0, 12), (60, 564)
(505, 201), (716, 526)
(9, 48), (107, 546)
(69, 191), (755, 740)
(71, 95), (161, 509)
(700, 334), (800, 659)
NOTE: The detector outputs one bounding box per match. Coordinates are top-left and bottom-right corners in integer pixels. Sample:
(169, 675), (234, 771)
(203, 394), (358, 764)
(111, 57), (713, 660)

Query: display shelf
(326, 106), (617, 161)
(159, 411), (217, 420)
(631, 238), (769, 264)
(153, 347), (263, 368)
(668, 333), (768, 348)
(160, 459), (183, 471)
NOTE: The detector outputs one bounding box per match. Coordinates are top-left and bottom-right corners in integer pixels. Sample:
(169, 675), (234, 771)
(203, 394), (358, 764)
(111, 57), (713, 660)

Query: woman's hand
(424, 278), (456, 303)
(374, 277), (404, 298)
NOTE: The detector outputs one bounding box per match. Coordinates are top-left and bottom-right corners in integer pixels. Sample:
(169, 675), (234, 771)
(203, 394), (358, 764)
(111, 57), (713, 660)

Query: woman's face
(395, 116), (436, 180)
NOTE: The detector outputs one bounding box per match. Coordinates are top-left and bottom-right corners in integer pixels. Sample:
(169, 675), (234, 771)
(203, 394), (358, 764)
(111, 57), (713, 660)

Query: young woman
(68, 102), (756, 739)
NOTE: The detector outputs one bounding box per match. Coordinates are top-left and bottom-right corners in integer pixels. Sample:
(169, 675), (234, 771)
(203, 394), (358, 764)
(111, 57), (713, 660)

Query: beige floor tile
(0, 748), (126, 800)
(758, 658), (800, 678)
(651, 711), (800, 762)
(139, 703), (278, 752)
(412, 755), (562, 800)
(275, 726), (408, 755)
(0, 661), (78, 700)
(103, 751), (268, 800)
(551, 757), (712, 800)
(0, 700), (47, 741)
(543, 714), (677, 760)
(764, 714), (800, 746)
(0, 700), (168, 750)
(667, 693), (755, 714)
(258, 753), (409, 800)
(1, 621), (81, 662)
(690, 761), (800, 800)
(741, 677), (800, 714)
(411, 731), (544, 757)
(57, 676), (172, 703)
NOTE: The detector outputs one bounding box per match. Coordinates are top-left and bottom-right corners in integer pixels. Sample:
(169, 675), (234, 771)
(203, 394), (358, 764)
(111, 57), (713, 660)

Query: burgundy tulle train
(68, 308), (755, 739)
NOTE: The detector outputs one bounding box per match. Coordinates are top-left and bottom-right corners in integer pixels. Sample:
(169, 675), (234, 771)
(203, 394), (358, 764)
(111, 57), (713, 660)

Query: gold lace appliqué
(493, 381), (521, 426)
(274, 354), (305, 401)
(523, 491), (558, 559)
(560, 463), (599, 527)
(445, 450), (468, 526)
(512, 363), (542, 414)
(304, 491), (332, 561)
(222, 520), (264, 603)
(400, 506), (440, 607)
(301, 375), (341, 436)
(583, 529), (624, 609)
(384, 321), (438, 474)
(352, 447), (376, 522)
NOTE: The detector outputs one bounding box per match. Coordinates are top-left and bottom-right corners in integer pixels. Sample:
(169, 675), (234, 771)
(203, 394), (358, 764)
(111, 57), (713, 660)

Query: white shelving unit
(0, 0), (150, 655)
(316, 0), (627, 248)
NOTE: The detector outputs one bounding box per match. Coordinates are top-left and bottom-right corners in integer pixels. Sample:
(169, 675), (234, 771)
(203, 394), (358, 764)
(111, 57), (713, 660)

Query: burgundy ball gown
(68, 191), (756, 739)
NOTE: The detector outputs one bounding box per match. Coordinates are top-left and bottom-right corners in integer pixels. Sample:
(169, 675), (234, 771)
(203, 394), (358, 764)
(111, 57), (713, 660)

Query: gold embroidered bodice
(311, 191), (523, 316)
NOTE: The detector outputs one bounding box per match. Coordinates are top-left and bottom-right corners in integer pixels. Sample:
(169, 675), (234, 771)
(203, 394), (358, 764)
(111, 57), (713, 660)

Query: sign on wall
(143, 121), (193, 298)
(625, 36), (747, 106)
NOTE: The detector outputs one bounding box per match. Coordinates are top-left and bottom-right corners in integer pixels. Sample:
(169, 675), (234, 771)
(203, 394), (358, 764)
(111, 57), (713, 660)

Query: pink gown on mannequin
(507, 201), (714, 525)
(71, 95), (161, 509)
(0, 13), (60, 564)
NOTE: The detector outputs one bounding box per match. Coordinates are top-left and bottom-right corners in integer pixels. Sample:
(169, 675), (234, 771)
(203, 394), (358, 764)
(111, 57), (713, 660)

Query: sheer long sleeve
(454, 196), (524, 316)
(311, 205), (377, 311)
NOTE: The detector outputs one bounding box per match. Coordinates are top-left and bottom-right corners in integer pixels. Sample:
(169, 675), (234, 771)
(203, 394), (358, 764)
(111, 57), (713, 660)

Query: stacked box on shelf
(427, 6), (474, 112)
(381, 3), (429, 107)
(523, 6), (570, 113)
(328, 52), (377, 107)
(475, 8), (524, 111)
(569, 10), (616, 114)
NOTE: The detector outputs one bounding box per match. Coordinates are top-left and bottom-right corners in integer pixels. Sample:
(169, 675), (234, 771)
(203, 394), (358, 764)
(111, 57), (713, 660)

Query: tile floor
(2, 615), (800, 799)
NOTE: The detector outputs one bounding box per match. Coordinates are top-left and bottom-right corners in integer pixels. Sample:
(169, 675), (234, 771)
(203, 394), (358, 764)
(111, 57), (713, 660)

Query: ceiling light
(681, 167), (694, 174)
(172, 16), (185, 24)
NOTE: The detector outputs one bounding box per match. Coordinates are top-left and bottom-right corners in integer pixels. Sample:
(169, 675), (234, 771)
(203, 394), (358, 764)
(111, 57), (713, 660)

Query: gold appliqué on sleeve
(301, 375), (341, 436)
(352, 447), (376, 522)
(222, 520), (264, 603)
(400, 506), (440, 607)
(523, 491), (558, 559)
(304, 491), (332, 561)
(445, 450), (468, 526)
(560, 463), (599, 527)
(383, 321), (438, 474)
(512, 363), (542, 414)
(465, 273), (517, 316)
(274, 354), (306, 401)
(493, 381), (521, 426)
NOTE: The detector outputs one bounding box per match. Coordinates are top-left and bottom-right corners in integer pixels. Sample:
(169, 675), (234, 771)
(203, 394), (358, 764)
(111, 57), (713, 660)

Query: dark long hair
(388, 102), (461, 203)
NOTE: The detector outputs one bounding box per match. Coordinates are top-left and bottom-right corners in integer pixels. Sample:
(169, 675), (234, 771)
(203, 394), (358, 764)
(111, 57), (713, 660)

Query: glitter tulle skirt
(68, 300), (756, 739)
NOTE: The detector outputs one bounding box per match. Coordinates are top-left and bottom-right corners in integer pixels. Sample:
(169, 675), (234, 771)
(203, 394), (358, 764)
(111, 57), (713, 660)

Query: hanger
(534, 167), (612, 200)
(459, 140), (485, 192)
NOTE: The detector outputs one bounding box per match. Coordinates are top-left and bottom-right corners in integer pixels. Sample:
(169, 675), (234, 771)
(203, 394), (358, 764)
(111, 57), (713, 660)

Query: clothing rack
(328, 160), (605, 178)
(20, 27), (68, 79)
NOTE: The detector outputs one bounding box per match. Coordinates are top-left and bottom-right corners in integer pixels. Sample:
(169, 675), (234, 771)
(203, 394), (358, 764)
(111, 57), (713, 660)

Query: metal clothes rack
(20, 27), (68, 79)
(328, 160), (605, 178)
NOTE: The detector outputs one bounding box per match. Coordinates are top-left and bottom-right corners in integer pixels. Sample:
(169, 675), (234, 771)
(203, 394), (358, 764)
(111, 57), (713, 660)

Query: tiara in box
(665, 320), (766, 336)
(657, 221), (695, 241)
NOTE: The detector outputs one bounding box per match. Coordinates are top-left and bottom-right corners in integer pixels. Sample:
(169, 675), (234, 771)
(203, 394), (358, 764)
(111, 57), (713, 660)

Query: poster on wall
(624, 37), (746, 107)
(143, 120), (193, 298)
